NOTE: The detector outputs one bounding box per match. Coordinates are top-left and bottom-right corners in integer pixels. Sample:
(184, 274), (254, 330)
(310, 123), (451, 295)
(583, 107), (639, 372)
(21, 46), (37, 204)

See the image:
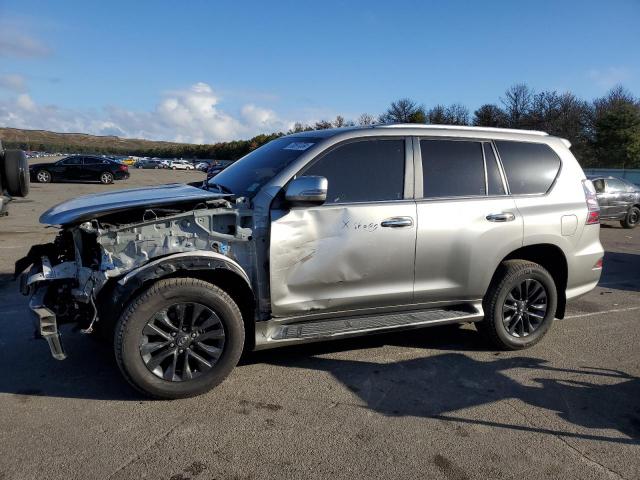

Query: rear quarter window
(495, 141), (561, 195)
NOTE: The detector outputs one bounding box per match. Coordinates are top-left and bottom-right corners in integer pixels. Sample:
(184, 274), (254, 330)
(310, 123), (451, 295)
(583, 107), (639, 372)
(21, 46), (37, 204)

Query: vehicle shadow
(598, 250), (640, 292)
(250, 326), (640, 446)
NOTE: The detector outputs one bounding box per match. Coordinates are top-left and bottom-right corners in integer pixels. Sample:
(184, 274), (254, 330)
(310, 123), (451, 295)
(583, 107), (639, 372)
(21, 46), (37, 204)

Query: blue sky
(0, 0), (638, 143)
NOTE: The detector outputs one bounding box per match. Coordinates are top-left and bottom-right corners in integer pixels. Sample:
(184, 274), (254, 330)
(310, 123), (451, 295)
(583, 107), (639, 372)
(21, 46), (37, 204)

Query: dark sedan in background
(590, 176), (640, 228)
(30, 155), (129, 184)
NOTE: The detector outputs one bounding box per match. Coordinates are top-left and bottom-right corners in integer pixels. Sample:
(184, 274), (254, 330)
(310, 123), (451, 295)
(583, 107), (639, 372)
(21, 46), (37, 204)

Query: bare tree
(444, 103), (470, 125)
(314, 120), (333, 130)
(501, 84), (533, 128)
(333, 115), (347, 128)
(358, 113), (376, 126)
(379, 98), (426, 124)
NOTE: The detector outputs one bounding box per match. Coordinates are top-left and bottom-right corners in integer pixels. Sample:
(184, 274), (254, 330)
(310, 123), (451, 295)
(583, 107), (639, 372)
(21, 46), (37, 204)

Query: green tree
(592, 87), (640, 168)
(473, 104), (508, 127)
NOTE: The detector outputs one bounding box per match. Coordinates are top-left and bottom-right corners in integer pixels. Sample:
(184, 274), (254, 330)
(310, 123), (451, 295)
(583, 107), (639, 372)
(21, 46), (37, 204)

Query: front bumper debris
(29, 287), (66, 360)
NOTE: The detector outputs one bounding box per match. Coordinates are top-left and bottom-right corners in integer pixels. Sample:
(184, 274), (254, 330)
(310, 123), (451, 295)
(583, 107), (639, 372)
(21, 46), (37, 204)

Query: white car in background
(170, 160), (194, 170)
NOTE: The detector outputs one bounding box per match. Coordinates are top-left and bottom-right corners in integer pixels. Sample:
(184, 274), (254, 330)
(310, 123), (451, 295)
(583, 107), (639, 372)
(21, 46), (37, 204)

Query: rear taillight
(593, 258), (603, 269)
(582, 179), (600, 225)
(119, 165), (128, 172)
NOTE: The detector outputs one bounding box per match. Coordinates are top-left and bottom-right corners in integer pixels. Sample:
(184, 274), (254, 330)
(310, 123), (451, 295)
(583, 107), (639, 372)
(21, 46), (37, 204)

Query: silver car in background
(16, 124), (604, 398)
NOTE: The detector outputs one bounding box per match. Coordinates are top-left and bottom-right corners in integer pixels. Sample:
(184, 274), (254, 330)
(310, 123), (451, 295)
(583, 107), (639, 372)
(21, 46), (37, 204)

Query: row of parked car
(26, 154), (232, 184)
(133, 158), (225, 172)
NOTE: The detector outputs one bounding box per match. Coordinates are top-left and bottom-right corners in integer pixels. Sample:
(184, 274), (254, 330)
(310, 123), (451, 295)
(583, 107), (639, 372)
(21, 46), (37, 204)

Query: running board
(254, 304), (484, 350)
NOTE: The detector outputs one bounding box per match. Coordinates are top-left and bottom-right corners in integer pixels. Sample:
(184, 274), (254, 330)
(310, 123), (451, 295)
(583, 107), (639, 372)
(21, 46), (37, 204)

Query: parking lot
(0, 169), (638, 480)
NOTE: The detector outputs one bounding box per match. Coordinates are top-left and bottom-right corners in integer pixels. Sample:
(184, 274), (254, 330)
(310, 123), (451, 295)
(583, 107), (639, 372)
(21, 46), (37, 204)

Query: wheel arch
(96, 253), (256, 349)
(492, 243), (568, 319)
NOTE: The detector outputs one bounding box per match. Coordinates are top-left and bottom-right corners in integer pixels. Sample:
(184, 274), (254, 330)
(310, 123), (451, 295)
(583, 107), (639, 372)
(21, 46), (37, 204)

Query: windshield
(207, 136), (320, 197)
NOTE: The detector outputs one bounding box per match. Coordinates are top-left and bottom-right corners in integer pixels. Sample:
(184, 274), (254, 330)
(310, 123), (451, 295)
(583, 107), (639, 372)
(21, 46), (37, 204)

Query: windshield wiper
(208, 183), (234, 195)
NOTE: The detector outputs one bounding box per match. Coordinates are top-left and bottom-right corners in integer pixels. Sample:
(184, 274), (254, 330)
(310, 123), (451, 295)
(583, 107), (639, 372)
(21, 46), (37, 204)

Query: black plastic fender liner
(96, 252), (255, 336)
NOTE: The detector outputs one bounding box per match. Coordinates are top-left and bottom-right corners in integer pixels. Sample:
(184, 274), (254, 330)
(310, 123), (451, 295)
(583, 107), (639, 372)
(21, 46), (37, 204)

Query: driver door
(269, 137), (416, 318)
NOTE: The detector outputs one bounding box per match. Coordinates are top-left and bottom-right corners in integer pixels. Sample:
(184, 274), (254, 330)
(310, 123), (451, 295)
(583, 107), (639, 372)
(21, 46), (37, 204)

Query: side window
(495, 141), (561, 195)
(303, 139), (405, 204)
(605, 179), (626, 193)
(83, 157), (99, 165)
(484, 143), (506, 196)
(420, 139), (485, 198)
(62, 157), (82, 166)
(592, 179), (605, 193)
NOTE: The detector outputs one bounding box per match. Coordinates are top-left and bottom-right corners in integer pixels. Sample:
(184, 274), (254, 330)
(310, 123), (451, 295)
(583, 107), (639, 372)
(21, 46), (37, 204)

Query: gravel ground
(0, 169), (638, 480)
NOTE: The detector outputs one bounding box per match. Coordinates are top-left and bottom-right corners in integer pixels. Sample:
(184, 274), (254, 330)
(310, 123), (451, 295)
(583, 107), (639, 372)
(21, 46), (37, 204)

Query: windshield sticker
(283, 142), (314, 151)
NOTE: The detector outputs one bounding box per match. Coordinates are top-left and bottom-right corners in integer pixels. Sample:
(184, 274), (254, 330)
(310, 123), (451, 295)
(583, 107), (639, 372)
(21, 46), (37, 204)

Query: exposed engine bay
(16, 194), (254, 355)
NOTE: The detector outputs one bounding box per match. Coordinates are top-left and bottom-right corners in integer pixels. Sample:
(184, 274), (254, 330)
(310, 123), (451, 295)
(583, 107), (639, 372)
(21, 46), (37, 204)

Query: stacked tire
(0, 140), (30, 215)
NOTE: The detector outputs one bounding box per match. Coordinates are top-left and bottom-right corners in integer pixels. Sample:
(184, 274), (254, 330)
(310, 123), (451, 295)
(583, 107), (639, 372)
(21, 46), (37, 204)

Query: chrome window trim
(481, 142), (489, 196)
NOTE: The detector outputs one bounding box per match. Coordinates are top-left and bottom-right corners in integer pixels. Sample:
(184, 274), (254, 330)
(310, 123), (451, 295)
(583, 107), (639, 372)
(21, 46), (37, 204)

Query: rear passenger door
(414, 138), (523, 304)
(81, 157), (102, 180)
(270, 137), (416, 317)
(605, 178), (631, 218)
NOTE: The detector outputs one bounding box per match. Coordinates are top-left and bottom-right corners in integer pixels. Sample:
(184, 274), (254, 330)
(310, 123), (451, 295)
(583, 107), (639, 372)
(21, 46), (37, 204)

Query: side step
(254, 304), (484, 350)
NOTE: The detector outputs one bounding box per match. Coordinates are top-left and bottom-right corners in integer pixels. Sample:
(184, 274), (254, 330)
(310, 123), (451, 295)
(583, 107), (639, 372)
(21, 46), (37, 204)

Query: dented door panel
(270, 202), (417, 317)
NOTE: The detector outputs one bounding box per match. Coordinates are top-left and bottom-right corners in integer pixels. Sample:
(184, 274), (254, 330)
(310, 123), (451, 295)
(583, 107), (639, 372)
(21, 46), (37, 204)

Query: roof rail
(375, 123), (549, 136)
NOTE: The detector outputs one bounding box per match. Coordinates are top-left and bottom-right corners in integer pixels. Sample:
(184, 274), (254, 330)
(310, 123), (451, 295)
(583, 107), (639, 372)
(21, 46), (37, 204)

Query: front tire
(115, 278), (245, 399)
(477, 260), (557, 350)
(621, 206), (640, 229)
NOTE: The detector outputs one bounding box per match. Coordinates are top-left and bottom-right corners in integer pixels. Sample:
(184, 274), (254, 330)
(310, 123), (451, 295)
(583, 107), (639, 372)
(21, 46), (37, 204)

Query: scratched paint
(269, 202), (417, 317)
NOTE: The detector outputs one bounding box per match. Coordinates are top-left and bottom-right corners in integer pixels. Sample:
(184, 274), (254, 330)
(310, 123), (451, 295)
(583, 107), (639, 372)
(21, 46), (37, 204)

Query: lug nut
(170, 343), (175, 347)
(191, 333), (197, 338)
(179, 349), (184, 353)
(171, 332), (176, 337)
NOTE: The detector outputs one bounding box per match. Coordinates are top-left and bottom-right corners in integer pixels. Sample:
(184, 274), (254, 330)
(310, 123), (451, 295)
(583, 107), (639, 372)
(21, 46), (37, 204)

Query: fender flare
(98, 251), (253, 328)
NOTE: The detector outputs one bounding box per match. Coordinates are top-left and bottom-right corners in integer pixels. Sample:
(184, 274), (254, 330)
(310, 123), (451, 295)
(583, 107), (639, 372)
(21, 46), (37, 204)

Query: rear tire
(115, 278), (244, 399)
(99, 172), (114, 184)
(621, 206), (640, 229)
(35, 169), (52, 183)
(477, 260), (557, 350)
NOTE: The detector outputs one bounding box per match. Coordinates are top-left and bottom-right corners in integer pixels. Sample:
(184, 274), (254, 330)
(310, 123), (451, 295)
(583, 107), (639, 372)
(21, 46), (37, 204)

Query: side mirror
(285, 176), (327, 205)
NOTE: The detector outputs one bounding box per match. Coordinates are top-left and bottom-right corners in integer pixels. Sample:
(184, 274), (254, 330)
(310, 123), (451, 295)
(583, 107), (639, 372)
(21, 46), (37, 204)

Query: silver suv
(16, 125), (604, 398)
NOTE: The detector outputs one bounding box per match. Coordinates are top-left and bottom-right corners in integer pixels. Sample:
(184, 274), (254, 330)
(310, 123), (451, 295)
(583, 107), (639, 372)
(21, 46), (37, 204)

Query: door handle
(486, 212), (515, 222)
(381, 216), (413, 228)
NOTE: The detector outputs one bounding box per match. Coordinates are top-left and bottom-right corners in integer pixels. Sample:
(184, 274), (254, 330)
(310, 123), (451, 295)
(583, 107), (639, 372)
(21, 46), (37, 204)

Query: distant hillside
(0, 127), (281, 160)
(0, 127), (187, 155)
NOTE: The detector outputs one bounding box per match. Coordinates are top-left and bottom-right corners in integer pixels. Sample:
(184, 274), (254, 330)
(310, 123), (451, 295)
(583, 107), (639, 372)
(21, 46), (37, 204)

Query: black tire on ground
(2, 149), (29, 196)
(115, 277), (245, 399)
(35, 169), (52, 183)
(476, 260), (557, 350)
(99, 171), (114, 184)
(621, 206), (640, 229)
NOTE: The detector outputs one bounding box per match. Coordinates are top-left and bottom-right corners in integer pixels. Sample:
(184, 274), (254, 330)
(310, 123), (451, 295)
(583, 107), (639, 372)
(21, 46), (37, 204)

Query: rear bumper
(566, 225), (604, 301)
(114, 171), (130, 180)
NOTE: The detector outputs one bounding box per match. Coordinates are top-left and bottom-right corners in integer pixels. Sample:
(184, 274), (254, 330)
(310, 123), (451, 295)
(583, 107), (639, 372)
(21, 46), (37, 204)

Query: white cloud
(0, 73), (27, 92)
(0, 82), (296, 143)
(0, 27), (51, 58)
(588, 67), (632, 90)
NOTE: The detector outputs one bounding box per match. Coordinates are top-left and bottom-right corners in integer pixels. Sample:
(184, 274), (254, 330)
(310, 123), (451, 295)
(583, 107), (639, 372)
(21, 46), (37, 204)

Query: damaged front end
(16, 187), (254, 360)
